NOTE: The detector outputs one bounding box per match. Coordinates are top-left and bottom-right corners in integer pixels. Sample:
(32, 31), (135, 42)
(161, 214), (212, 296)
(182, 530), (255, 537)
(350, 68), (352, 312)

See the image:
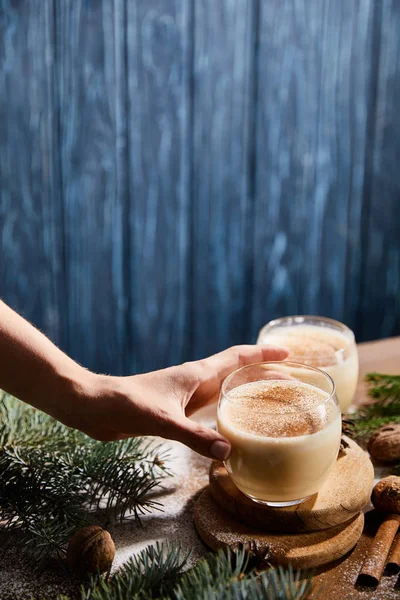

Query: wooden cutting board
(194, 487), (364, 569)
(209, 437), (374, 533)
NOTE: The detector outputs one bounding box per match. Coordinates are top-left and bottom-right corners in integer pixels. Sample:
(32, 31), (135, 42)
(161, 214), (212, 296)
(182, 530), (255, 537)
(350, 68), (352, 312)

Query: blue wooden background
(0, 0), (399, 375)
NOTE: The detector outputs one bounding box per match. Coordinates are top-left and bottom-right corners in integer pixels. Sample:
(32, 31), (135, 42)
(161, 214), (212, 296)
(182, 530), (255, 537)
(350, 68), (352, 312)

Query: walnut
(367, 424), (400, 463)
(66, 525), (115, 576)
(371, 476), (400, 514)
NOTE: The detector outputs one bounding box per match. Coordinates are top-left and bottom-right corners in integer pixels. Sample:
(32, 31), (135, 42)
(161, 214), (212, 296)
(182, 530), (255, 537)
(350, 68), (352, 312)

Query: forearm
(0, 300), (287, 458)
(0, 300), (92, 421)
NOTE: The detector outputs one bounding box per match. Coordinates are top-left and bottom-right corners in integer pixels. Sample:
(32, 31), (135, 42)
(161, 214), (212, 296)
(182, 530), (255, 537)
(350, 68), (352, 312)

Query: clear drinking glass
(257, 316), (359, 413)
(217, 361), (341, 507)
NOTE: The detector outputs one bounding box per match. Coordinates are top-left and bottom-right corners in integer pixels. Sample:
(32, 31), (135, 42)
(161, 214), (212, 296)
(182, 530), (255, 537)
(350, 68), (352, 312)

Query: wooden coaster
(209, 436), (373, 533)
(194, 487), (364, 569)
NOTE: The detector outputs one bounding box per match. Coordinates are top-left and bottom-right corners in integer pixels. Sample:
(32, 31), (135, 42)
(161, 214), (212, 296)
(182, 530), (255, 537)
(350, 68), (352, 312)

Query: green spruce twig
(346, 373), (400, 441)
(71, 437), (171, 521)
(0, 393), (171, 567)
(56, 542), (314, 600)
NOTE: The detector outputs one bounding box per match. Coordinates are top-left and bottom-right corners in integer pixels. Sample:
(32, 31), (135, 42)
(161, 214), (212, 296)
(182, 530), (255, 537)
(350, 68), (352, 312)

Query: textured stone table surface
(0, 337), (399, 599)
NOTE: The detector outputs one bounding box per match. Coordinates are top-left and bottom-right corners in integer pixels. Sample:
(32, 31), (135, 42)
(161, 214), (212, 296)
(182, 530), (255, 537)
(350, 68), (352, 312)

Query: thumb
(166, 416), (231, 460)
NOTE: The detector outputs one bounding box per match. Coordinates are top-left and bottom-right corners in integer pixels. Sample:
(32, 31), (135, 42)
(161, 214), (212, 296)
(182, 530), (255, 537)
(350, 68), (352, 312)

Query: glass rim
(220, 360), (337, 415)
(258, 315), (355, 362)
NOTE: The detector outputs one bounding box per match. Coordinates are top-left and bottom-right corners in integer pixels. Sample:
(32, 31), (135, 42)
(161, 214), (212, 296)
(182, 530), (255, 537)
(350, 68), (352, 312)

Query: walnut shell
(367, 424), (400, 462)
(371, 476), (400, 514)
(66, 526), (115, 576)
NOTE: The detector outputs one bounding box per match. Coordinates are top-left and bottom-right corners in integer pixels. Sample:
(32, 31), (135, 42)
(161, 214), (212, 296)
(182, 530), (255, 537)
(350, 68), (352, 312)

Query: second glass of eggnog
(257, 316), (359, 413)
(217, 361), (341, 507)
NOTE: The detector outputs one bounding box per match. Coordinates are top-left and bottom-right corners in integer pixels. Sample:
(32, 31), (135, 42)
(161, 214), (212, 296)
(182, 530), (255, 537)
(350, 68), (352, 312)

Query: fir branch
(0, 445), (86, 528)
(256, 565), (314, 600)
(80, 541), (191, 600)
(69, 438), (171, 521)
(346, 373), (400, 441)
(0, 393), (84, 449)
(69, 543), (314, 600)
(0, 393), (172, 566)
(173, 544), (250, 600)
(174, 547), (313, 600)
(366, 372), (400, 400)
(23, 520), (78, 567)
(0, 445), (88, 567)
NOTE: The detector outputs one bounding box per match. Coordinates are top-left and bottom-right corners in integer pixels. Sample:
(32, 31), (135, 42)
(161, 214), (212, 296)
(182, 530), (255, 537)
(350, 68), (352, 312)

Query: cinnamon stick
(358, 514), (400, 586)
(386, 534), (400, 574)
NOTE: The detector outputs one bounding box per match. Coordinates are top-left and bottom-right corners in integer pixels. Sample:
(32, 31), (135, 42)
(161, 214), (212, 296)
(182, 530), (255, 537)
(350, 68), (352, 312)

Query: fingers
(182, 344), (290, 416)
(198, 344), (289, 382)
(164, 416), (231, 460)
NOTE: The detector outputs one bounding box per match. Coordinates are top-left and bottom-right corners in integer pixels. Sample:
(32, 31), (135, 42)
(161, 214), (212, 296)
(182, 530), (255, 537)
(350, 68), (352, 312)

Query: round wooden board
(194, 487), (364, 569)
(210, 436), (373, 533)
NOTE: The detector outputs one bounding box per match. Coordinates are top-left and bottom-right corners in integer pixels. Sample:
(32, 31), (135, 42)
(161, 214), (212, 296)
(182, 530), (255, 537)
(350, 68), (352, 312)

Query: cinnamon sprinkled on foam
(259, 325), (351, 367)
(222, 380), (333, 437)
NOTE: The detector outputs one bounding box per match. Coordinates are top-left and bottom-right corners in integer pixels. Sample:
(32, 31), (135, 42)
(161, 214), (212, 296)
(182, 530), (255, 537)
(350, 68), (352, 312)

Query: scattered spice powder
(224, 380), (335, 437)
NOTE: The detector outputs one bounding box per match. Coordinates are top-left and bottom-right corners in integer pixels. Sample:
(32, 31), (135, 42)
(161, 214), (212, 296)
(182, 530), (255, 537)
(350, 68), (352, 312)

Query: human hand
(0, 300), (287, 458)
(67, 345), (288, 460)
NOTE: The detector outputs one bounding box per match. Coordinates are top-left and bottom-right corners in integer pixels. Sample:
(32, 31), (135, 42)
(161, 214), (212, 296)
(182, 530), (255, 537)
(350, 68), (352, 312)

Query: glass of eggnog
(257, 316), (359, 413)
(217, 361), (341, 507)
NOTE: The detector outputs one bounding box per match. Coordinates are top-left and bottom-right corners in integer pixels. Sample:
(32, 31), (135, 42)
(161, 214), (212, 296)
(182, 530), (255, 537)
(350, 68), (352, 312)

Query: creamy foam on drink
(218, 380), (341, 503)
(223, 380), (334, 437)
(257, 324), (358, 412)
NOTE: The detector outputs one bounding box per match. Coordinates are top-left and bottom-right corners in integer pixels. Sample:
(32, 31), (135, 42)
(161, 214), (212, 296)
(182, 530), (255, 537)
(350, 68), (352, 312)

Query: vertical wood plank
(1, 0), (398, 378)
(251, 0), (375, 342)
(126, 0), (191, 371)
(358, 0), (400, 340)
(56, 0), (128, 373)
(191, 0), (256, 358)
(0, 0), (63, 344)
